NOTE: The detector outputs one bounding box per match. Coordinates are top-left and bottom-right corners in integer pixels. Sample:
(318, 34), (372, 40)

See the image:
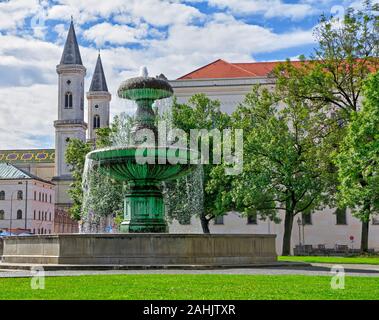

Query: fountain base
(121, 184), (168, 233)
(1, 234), (277, 266)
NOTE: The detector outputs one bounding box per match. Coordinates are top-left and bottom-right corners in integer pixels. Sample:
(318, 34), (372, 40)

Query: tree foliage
(275, 2), (378, 117)
(164, 94), (231, 233)
(208, 86), (331, 255)
(65, 138), (92, 220)
(335, 72), (379, 251)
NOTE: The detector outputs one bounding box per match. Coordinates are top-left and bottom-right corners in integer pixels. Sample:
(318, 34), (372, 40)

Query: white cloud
(0, 1), (320, 150)
(208, 0), (317, 20)
(0, 84), (56, 149)
(0, 0), (41, 31)
(83, 22), (149, 46)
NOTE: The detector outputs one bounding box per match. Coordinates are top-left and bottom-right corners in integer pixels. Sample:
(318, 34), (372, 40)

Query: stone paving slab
(0, 263), (378, 278)
(0, 261), (308, 271)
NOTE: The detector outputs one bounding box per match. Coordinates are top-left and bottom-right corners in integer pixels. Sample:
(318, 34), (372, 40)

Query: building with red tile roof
(177, 58), (303, 80)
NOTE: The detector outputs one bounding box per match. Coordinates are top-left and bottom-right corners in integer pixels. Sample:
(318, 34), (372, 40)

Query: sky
(0, 0), (372, 149)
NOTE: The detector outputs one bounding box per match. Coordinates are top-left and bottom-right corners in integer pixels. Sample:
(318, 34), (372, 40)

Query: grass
(279, 255), (379, 265)
(0, 274), (378, 300)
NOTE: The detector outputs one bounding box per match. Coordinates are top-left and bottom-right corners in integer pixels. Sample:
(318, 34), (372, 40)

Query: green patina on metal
(88, 72), (196, 233)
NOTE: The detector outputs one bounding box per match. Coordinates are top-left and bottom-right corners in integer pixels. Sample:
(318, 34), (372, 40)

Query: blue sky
(0, 0), (371, 149)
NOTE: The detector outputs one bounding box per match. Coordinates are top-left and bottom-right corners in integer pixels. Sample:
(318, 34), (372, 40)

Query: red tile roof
(177, 59), (302, 80)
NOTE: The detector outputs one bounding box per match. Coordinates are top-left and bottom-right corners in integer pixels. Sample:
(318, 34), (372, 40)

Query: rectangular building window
(336, 208), (347, 225)
(302, 213), (312, 225)
(247, 214), (257, 225)
(214, 215), (224, 225)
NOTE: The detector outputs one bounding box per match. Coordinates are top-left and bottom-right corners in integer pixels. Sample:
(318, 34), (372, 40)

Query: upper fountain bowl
(117, 76), (174, 101)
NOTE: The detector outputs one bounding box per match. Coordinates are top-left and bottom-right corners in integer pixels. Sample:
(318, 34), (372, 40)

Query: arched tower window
(64, 92), (73, 109)
(0, 191), (5, 200)
(0, 210), (4, 220)
(17, 190), (23, 200)
(93, 115), (100, 129)
(17, 210), (22, 220)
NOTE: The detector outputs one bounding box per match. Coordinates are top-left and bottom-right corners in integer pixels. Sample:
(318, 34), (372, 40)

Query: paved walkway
(0, 263), (378, 278)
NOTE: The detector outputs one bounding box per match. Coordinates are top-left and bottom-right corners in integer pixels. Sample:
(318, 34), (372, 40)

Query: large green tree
(208, 86), (331, 255)
(335, 72), (379, 252)
(65, 138), (92, 220)
(275, 2), (378, 118)
(166, 94), (230, 233)
(273, 2), (378, 251)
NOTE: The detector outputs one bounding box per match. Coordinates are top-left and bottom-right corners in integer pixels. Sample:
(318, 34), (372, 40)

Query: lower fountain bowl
(87, 146), (197, 183)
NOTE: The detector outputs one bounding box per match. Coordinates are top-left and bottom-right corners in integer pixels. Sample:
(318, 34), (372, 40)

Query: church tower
(53, 19), (87, 209)
(87, 53), (111, 142)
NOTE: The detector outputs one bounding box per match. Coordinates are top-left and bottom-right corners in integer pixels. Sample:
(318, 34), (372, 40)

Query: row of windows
(33, 210), (52, 221)
(33, 228), (51, 235)
(0, 209), (23, 220)
(0, 191), (51, 203)
(0, 190), (23, 201)
(34, 191), (52, 203)
(215, 215), (258, 225)
(213, 211), (376, 226)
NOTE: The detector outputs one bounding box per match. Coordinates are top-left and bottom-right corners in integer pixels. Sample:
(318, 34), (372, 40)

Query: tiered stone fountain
(87, 68), (195, 233)
(0, 69), (277, 267)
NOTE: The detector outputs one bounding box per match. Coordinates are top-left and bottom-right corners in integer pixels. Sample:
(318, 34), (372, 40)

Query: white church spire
(87, 52), (111, 142)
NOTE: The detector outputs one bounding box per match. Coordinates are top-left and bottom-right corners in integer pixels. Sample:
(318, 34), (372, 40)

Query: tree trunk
(282, 209), (294, 256)
(200, 213), (210, 234)
(361, 220), (369, 253)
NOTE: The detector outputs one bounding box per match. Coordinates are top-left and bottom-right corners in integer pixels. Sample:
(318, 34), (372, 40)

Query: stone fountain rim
(117, 76), (173, 99)
(87, 145), (199, 162)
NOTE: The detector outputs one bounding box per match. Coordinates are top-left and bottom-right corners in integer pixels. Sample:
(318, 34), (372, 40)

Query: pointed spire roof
(89, 53), (108, 92)
(60, 19), (83, 65)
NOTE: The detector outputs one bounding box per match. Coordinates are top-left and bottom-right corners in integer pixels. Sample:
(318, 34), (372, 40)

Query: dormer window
(65, 92), (73, 109)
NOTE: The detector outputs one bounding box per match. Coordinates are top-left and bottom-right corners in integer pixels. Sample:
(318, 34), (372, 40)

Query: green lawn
(279, 256), (379, 265)
(0, 274), (378, 300)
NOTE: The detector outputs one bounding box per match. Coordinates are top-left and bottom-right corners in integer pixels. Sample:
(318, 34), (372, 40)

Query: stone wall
(2, 234), (276, 266)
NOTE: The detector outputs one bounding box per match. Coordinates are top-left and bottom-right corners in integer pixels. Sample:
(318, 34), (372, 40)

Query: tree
(275, 2), (378, 118)
(65, 138), (92, 220)
(273, 2), (378, 251)
(166, 94), (230, 233)
(335, 72), (379, 252)
(208, 86), (331, 255)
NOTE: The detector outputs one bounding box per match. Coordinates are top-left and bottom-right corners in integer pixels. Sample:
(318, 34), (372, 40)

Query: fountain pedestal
(121, 184), (167, 233)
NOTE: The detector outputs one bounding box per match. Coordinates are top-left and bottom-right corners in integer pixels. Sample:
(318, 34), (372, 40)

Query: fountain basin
(1, 234), (277, 266)
(118, 76), (173, 100)
(87, 146), (198, 233)
(88, 146), (196, 182)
